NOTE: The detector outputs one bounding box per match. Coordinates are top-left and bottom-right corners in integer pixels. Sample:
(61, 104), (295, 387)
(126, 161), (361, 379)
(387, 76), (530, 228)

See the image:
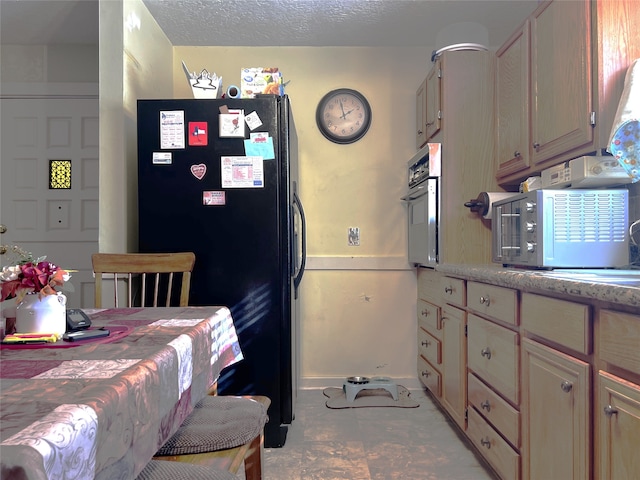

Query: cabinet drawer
(521, 293), (591, 354)
(468, 373), (520, 448)
(417, 299), (441, 336)
(467, 407), (521, 480)
(599, 309), (640, 374)
(467, 281), (518, 326)
(418, 327), (441, 366)
(417, 355), (441, 397)
(418, 268), (442, 304)
(441, 276), (465, 307)
(468, 314), (520, 405)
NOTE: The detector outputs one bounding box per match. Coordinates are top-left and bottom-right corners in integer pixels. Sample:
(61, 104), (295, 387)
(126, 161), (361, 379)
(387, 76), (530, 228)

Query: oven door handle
(401, 186), (429, 202)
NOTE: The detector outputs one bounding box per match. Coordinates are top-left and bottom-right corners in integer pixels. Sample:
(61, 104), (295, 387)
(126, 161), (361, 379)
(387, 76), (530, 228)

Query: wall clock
(316, 88), (372, 144)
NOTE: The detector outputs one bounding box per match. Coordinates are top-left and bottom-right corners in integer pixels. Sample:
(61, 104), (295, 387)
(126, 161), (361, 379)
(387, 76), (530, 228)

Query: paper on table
(607, 58), (640, 183)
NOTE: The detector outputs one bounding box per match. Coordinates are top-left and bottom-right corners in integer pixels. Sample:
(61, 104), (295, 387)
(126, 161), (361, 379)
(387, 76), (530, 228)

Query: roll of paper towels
(607, 58), (640, 183)
(464, 192), (517, 219)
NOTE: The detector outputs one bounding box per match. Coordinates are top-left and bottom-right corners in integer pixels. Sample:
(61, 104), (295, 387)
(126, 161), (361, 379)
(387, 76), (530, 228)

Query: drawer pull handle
(444, 286), (453, 294)
(479, 296), (491, 306)
(481, 348), (492, 359)
(421, 340), (431, 347)
(421, 370), (430, 378)
(421, 309), (430, 317)
(560, 381), (573, 393)
(604, 405), (618, 417)
(480, 437), (491, 449)
(481, 400), (491, 412)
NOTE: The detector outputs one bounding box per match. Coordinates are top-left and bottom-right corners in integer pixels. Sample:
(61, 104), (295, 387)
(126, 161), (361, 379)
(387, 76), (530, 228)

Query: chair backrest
(92, 252), (196, 308)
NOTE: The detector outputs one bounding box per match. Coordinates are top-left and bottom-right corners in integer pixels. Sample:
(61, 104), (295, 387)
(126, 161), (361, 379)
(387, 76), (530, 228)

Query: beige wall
(99, 0), (173, 253)
(174, 46), (433, 386)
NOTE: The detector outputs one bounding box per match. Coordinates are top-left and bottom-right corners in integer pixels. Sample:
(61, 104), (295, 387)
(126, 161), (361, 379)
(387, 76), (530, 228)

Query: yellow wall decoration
(49, 160), (71, 189)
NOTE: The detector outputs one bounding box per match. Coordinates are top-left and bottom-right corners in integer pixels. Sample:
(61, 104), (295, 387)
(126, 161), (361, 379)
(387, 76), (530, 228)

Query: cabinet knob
(421, 309), (430, 317)
(479, 296), (491, 306)
(560, 381), (573, 393)
(480, 437), (491, 449)
(533, 141), (540, 150)
(417, 129), (423, 135)
(421, 340), (431, 347)
(481, 400), (491, 412)
(444, 286), (453, 294)
(604, 405), (618, 417)
(421, 370), (430, 378)
(514, 150), (521, 157)
(481, 348), (492, 360)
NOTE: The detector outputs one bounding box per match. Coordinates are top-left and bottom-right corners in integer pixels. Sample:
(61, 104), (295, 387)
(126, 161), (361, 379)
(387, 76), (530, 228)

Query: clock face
(316, 89), (372, 144)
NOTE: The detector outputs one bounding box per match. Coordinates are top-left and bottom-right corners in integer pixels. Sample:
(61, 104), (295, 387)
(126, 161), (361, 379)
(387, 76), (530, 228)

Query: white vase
(15, 293), (67, 335)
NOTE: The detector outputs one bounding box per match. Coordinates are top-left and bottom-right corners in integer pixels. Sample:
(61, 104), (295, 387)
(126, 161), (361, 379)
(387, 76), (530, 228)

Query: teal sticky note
(244, 136), (275, 160)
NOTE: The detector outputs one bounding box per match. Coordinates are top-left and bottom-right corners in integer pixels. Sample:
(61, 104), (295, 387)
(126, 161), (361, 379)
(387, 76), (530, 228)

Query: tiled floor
(256, 387), (498, 480)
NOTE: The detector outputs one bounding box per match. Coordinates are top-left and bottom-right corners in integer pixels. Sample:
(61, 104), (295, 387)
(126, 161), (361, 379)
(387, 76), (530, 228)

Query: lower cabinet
(598, 371), (640, 480)
(522, 338), (590, 480)
(441, 304), (467, 429)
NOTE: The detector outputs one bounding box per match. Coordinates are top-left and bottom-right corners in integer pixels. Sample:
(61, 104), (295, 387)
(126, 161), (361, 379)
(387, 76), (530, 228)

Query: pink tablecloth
(0, 306), (243, 480)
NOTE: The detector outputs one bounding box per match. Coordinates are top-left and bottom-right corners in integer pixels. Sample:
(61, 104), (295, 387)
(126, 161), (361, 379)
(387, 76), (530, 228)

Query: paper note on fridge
(221, 156), (264, 188)
(160, 111), (186, 149)
(244, 134), (275, 160)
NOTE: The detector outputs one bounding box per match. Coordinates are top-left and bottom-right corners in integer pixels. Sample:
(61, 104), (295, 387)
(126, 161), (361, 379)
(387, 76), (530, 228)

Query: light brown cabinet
(597, 309), (640, 479)
(413, 51), (497, 264)
(522, 338), (591, 480)
(424, 59), (441, 141)
(495, 0), (640, 188)
(415, 78), (427, 149)
(416, 268), (443, 398)
(495, 19), (530, 181)
(441, 303), (466, 429)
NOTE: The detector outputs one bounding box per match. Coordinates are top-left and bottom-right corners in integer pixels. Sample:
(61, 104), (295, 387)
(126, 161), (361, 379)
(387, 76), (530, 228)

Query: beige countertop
(436, 264), (640, 309)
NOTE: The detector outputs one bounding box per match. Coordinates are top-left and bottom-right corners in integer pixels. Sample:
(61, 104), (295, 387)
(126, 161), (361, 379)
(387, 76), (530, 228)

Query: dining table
(0, 306), (243, 480)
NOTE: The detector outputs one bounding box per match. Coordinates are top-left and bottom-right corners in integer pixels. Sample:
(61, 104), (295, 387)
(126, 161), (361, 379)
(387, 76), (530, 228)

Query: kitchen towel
(608, 58), (640, 183)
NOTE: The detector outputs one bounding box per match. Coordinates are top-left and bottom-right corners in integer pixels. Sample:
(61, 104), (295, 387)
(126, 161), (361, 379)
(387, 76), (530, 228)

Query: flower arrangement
(0, 245), (71, 303)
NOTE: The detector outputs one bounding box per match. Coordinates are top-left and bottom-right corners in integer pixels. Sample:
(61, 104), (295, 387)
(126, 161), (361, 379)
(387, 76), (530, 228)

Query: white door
(1, 96), (99, 308)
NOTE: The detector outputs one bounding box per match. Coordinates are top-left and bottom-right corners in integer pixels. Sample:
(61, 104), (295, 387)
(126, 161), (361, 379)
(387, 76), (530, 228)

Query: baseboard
(299, 376), (422, 391)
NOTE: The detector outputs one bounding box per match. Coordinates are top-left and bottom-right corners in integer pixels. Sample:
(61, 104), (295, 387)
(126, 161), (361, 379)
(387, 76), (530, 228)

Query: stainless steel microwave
(492, 189), (629, 268)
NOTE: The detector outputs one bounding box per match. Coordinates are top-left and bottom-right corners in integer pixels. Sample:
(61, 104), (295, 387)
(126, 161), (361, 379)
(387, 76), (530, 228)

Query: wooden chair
(91, 252), (195, 307)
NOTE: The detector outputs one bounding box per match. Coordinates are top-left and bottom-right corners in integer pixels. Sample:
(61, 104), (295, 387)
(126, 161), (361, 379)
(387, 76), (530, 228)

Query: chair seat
(136, 460), (237, 480)
(155, 396), (269, 456)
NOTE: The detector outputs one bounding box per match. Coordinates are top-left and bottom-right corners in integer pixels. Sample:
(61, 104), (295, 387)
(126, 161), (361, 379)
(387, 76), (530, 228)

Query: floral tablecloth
(0, 306), (243, 480)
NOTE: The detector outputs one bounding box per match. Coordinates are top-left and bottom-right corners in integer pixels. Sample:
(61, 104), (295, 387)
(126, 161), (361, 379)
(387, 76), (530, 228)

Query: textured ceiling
(0, 0), (538, 48)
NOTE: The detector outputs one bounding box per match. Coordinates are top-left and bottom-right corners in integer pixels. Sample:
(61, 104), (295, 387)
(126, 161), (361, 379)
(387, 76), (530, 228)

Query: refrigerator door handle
(293, 190), (306, 298)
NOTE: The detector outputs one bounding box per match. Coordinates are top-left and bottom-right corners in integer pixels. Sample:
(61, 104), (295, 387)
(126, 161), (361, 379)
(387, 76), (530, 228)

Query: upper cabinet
(495, 20), (530, 180)
(425, 59), (442, 141)
(496, 0), (640, 188)
(415, 58), (443, 148)
(416, 78), (427, 149)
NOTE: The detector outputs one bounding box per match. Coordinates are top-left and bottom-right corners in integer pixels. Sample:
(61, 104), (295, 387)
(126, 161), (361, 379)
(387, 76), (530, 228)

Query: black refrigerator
(137, 95), (306, 447)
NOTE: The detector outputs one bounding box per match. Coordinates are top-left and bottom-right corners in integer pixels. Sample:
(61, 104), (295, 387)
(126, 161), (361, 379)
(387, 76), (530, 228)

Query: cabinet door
(522, 338), (590, 480)
(598, 371), (640, 480)
(496, 20), (530, 181)
(441, 304), (466, 429)
(530, 0), (592, 166)
(416, 78), (427, 149)
(425, 58), (441, 140)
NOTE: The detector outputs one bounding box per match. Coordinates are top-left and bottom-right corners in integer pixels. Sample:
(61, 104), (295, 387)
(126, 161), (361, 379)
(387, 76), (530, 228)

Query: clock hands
(338, 99), (348, 120)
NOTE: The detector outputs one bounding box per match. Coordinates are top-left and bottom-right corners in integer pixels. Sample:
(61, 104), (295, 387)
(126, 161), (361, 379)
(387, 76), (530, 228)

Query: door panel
(1, 97), (99, 308)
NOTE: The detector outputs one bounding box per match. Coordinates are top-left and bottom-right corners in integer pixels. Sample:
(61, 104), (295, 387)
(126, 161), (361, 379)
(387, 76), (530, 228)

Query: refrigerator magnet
(152, 152), (172, 165)
(219, 112), (245, 137)
(188, 122), (208, 146)
(190, 163), (207, 180)
(245, 111), (263, 130)
(203, 191), (225, 205)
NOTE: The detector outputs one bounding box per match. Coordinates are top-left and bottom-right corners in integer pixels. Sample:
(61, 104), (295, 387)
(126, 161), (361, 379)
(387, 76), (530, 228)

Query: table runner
(0, 306), (243, 479)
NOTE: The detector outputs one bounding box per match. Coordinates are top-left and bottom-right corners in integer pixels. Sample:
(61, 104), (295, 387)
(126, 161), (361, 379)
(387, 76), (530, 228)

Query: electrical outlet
(348, 227), (360, 246)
